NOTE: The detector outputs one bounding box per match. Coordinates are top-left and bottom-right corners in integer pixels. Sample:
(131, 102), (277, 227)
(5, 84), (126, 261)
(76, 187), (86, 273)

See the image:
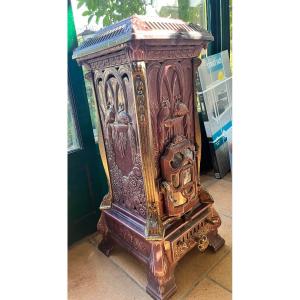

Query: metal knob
(193, 234), (209, 252)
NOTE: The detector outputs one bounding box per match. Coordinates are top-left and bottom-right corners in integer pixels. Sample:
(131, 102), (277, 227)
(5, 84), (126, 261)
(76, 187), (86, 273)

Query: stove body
(73, 15), (225, 300)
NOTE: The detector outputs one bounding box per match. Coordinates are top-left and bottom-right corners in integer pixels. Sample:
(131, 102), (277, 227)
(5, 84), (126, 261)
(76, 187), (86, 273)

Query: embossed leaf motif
(97, 69), (147, 219)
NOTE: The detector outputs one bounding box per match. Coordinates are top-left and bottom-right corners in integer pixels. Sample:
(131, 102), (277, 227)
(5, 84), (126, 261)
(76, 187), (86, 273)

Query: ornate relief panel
(160, 136), (199, 217)
(146, 59), (198, 217)
(94, 65), (147, 219)
(106, 217), (150, 258)
(146, 59), (195, 174)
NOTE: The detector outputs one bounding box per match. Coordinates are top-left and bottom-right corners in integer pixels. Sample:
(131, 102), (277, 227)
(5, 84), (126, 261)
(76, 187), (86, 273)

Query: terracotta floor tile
(208, 252), (232, 291)
(185, 278), (232, 300)
(223, 172), (232, 182)
(170, 245), (231, 299)
(96, 241), (231, 300)
(203, 170), (215, 177)
(206, 180), (232, 218)
(94, 238), (230, 300)
(86, 232), (102, 247)
(109, 244), (148, 288)
(85, 233), (148, 288)
(218, 215), (232, 248)
(200, 174), (218, 188)
(68, 241), (151, 300)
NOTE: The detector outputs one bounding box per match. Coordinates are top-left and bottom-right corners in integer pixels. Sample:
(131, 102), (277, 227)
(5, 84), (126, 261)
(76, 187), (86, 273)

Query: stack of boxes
(198, 50), (232, 178)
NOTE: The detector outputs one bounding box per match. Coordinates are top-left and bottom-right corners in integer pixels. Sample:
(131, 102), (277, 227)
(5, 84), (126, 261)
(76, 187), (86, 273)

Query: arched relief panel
(146, 62), (161, 177)
(94, 66), (147, 219)
(146, 59), (195, 178)
(94, 70), (106, 124)
(181, 59), (194, 140)
(119, 66), (138, 136)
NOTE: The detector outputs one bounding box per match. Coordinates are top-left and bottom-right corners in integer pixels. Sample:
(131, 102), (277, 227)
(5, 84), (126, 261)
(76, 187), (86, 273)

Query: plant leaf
(82, 11), (90, 16)
(77, 1), (85, 9)
(88, 14), (94, 24)
(103, 15), (110, 26)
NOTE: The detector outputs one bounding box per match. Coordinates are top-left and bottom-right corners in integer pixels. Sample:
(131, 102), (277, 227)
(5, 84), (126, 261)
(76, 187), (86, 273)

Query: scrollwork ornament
(136, 47), (201, 61)
(109, 220), (149, 256)
(173, 208), (222, 260)
(84, 71), (93, 81)
(89, 50), (129, 70)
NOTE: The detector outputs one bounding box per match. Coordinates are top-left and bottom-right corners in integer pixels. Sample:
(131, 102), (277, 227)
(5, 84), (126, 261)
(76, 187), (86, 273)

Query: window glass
(68, 93), (80, 151)
(71, 0), (102, 144)
(154, 0), (207, 29)
(82, 67), (99, 142)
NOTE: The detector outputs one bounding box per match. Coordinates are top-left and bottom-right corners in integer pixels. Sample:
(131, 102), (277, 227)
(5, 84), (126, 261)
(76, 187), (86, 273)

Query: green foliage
(178, 0), (189, 22)
(177, 0), (205, 26)
(159, 6), (179, 19)
(77, 0), (146, 26)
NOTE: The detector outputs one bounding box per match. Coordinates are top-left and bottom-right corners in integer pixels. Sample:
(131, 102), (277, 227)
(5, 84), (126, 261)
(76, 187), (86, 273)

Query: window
(82, 67), (99, 142)
(154, 0), (207, 29)
(68, 93), (80, 151)
(71, 0), (102, 144)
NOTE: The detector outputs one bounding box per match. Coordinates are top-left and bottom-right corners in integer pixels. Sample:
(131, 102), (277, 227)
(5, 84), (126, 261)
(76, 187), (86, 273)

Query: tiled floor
(68, 171), (232, 300)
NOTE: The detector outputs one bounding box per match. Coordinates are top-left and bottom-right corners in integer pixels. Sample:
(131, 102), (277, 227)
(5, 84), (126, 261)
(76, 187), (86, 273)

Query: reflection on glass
(154, 0), (207, 29)
(182, 168), (192, 185)
(171, 152), (184, 169)
(68, 94), (80, 151)
(83, 66), (99, 142)
(184, 148), (194, 160)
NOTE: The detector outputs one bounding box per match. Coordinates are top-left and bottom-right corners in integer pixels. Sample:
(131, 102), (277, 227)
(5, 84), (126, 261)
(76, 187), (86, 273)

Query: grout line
(222, 180), (232, 183)
(206, 276), (232, 294)
(105, 253), (149, 294)
(219, 212), (232, 219)
(201, 181), (217, 188)
(206, 251), (232, 293)
(181, 247), (231, 299)
(99, 244), (231, 300)
(73, 242), (231, 299)
(70, 238), (150, 297)
(69, 233), (95, 249)
(94, 231), (231, 299)
(88, 236), (149, 295)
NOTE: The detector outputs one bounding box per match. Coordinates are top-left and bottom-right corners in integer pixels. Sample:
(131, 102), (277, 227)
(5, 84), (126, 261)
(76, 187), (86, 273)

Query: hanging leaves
(77, 0), (146, 26)
(77, 1), (85, 9)
(82, 10), (91, 16)
(88, 14), (94, 24)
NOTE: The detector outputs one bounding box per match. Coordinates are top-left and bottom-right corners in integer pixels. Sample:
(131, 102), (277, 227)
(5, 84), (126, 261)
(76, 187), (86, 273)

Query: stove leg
(98, 235), (114, 257)
(97, 213), (114, 257)
(206, 207), (225, 252)
(208, 231), (225, 252)
(146, 242), (177, 300)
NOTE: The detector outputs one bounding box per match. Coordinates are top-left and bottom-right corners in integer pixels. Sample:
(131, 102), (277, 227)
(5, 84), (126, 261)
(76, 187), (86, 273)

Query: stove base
(97, 204), (224, 300)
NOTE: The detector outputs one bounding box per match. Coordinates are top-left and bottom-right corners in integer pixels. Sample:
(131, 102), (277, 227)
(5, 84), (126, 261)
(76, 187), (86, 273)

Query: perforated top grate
(73, 15), (213, 60)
